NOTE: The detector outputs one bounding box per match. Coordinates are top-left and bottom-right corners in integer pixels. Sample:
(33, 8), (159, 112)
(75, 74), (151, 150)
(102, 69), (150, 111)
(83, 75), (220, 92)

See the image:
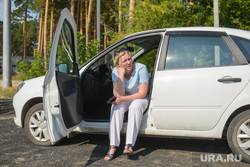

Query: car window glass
(165, 36), (234, 69)
(135, 48), (157, 74)
(56, 20), (75, 74)
(88, 35), (161, 73)
(230, 35), (250, 63)
(92, 42), (143, 71)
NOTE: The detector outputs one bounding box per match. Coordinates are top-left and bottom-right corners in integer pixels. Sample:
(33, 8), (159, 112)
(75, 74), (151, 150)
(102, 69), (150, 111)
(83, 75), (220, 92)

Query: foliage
(12, 0), (34, 22)
(26, 19), (39, 56)
(11, 22), (23, 56)
(17, 41), (51, 81)
(78, 32), (102, 65)
(17, 50), (48, 81)
(108, 0), (250, 46)
(135, 49), (158, 74)
(220, 0), (250, 30)
(7, 0), (250, 82)
(11, 18), (39, 57)
(8, 0), (250, 59)
(17, 33), (101, 80)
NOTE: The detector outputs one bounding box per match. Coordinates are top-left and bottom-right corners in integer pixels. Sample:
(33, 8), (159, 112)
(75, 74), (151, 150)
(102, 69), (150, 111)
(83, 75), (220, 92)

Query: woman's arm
(114, 83), (149, 105)
(113, 68), (125, 96)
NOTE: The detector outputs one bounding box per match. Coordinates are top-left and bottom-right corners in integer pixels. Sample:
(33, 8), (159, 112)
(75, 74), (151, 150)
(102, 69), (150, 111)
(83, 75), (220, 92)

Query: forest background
(0, 0), (249, 81)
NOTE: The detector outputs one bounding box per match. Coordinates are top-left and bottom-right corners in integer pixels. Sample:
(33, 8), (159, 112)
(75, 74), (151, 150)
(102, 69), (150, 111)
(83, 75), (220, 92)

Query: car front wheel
(24, 103), (51, 146)
(227, 110), (250, 163)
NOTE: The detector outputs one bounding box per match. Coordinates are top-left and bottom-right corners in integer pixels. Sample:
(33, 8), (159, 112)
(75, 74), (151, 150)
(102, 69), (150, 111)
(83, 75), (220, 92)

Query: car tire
(24, 103), (51, 146)
(227, 110), (250, 163)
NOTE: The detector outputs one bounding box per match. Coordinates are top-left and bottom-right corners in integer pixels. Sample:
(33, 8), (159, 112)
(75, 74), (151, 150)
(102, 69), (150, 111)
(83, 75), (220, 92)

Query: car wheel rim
(237, 119), (250, 155)
(29, 109), (50, 142)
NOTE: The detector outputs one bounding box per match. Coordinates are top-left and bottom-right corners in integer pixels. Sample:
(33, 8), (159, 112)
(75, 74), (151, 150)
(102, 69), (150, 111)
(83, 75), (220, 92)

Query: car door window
(165, 36), (235, 69)
(56, 20), (76, 74)
(230, 35), (250, 63)
(135, 49), (157, 74)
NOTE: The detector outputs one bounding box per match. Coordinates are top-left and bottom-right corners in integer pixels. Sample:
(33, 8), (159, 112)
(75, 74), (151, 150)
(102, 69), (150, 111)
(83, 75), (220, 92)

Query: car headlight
(16, 82), (25, 93)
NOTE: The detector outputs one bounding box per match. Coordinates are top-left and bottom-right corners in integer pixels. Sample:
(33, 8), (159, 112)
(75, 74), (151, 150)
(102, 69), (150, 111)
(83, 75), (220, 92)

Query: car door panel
(150, 33), (250, 131)
(56, 71), (82, 129)
(43, 8), (81, 145)
(151, 66), (250, 131)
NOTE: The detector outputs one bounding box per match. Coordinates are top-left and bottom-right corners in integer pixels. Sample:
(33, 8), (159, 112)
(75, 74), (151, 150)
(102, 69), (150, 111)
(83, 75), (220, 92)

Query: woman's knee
(129, 99), (148, 111)
(111, 102), (129, 117)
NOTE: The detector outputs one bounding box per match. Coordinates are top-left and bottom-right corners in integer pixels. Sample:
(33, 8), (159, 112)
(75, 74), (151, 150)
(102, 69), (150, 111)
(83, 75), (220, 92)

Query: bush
(17, 51), (48, 81)
(78, 32), (102, 65)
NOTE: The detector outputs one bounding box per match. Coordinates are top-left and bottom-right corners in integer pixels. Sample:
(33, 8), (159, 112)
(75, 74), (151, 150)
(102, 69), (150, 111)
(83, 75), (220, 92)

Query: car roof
(124, 27), (250, 40)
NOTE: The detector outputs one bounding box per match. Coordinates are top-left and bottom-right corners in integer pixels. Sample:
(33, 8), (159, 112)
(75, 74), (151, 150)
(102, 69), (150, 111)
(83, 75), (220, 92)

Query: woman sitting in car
(104, 49), (149, 161)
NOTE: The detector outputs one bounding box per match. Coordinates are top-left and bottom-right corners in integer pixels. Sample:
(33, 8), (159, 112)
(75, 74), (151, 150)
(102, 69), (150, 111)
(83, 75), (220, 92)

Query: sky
(0, 0), (38, 21)
(0, 0), (16, 21)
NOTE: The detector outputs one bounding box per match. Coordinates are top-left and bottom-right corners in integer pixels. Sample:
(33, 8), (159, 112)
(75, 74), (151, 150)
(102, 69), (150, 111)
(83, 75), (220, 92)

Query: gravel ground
(0, 98), (249, 167)
(0, 98), (13, 115)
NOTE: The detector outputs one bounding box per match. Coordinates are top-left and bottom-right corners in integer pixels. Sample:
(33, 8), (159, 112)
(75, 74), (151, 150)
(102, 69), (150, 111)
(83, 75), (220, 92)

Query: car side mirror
(56, 63), (70, 74)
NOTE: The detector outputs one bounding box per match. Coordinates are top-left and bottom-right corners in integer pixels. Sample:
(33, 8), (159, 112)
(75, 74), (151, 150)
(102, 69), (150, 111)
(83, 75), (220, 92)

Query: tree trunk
(86, 0), (94, 46)
(44, 0), (49, 69)
(94, 9), (97, 41)
(103, 11), (107, 49)
(107, 1), (110, 42)
(129, 0), (134, 28)
(118, 0), (122, 32)
(50, 0), (55, 41)
(85, 0), (88, 46)
(23, 1), (28, 58)
(38, 3), (43, 54)
(71, 0), (75, 17)
(80, 0), (83, 34)
(40, 25), (44, 57)
(33, 25), (37, 57)
(76, 0), (80, 30)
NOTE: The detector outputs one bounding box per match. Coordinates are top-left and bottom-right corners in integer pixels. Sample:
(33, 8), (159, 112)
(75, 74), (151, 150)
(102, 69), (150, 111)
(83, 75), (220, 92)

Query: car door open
(43, 8), (82, 145)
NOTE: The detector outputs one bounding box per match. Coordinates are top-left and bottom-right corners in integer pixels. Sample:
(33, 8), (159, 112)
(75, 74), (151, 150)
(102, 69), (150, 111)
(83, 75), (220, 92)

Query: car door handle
(54, 104), (59, 108)
(218, 77), (241, 83)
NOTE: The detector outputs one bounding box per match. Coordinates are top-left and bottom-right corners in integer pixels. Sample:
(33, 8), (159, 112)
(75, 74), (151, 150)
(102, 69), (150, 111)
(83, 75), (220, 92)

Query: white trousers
(109, 97), (148, 146)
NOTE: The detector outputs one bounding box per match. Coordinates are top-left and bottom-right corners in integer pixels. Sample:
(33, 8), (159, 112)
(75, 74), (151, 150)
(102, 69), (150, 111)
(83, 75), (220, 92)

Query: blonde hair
(112, 50), (130, 65)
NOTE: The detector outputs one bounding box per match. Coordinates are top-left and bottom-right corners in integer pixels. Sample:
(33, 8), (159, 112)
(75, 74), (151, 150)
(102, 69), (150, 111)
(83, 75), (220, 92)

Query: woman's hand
(117, 67), (125, 77)
(111, 95), (123, 105)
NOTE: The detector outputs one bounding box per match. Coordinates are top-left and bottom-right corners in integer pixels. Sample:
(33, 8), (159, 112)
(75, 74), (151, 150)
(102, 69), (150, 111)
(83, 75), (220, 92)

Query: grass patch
(0, 74), (22, 98)
(0, 87), (17, 98)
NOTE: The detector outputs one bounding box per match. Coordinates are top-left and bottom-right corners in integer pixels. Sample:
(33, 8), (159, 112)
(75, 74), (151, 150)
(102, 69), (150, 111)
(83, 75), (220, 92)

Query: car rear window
(165, 35), (235, 69)
(230, 35), (250, 63)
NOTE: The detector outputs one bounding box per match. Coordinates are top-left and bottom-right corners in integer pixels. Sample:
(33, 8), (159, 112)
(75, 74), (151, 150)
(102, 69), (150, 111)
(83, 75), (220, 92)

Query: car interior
(80, 35), (162, 121)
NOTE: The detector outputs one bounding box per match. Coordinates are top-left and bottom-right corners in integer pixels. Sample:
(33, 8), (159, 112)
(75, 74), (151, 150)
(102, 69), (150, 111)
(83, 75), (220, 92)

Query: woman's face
(117, 52), (133, 73)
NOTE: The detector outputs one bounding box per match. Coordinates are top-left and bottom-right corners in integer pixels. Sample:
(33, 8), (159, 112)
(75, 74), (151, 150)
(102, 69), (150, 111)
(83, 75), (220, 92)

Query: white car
(13, 8), (250, 162)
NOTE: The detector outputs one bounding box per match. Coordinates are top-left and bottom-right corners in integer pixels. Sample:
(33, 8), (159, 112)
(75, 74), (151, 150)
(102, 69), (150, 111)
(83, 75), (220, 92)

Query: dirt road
(0, 99), (249, 167)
